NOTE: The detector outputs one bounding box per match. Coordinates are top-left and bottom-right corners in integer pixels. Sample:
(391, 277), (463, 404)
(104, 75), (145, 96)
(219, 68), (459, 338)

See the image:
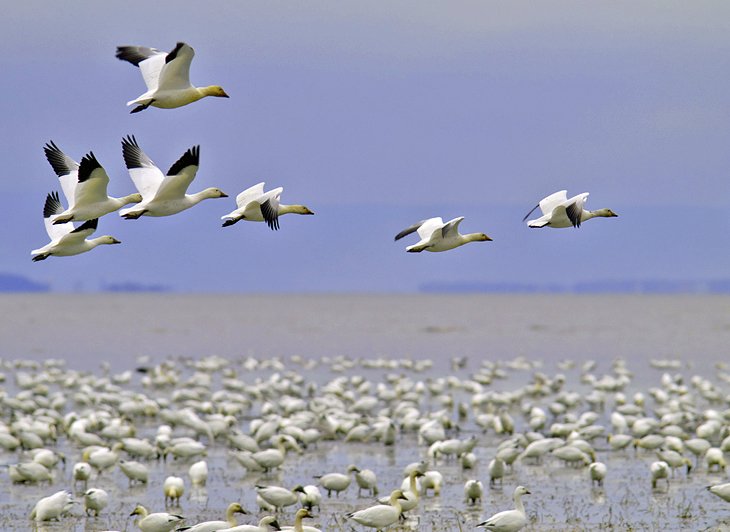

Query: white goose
(347, 489), (408, 531)
(707, 482), (730, 502)
(119, 135), (227, 219)
(31, 192), (121, 261)
(523, 190), (617, 228)
(30, 490), (74, 521)
(394, 216), (492, 252)
(116, 42), (229, 113)
(280, 508), (321, 532)
(129, 504), (185, 532)
(43, 141), (141, 223)
(83, 488), (108, 516)
(221, 182), (314, 230)
(477, 485), (530, 532)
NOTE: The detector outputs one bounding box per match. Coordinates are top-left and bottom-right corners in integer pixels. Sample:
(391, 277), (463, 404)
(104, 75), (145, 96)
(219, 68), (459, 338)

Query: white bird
(477, 485), (530, 532)
(589, 462), (607, 486)
(43, 141), (141, 223)
(316, 471), (351, 498)
(31, 192), (121, 261)
(523, 190), (617, 228)
(221, 182), (314, 230)
(217, 515), (282, 531)
(347, 489), (408, 531)
(30, 490), (74, 521)
(650, 461), (670, 489)
(130, 505), (185, 532)
(280, 508), (321, 532)
(489, 457), (505, 486)
(164, 475), (185, 505)
(177, 502), (248, 531)
(189, 460), (208, 486)
(349, 465), (378, 497)
(464, 479), (483, 505)
(293, 485), (322, 511)
(119, 135), (227, 219)
(256, 485), (299, 512)
(119, 459), (150, 484)
(707, 482), (730, 502)
(394, 216), (492, 252)
(83, 488), (108, 516)
(116, 42), (229, 113)
(73, 461), (92, 486)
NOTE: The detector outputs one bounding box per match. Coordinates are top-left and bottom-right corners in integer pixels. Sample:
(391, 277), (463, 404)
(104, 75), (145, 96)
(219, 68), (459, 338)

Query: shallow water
(1, 294), (729, 530)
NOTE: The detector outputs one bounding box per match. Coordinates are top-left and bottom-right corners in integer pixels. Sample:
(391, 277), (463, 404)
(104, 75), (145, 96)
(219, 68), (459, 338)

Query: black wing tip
(43, 191), (63, 218)
(166, 146), (200, 176)
(72, 218), (99, 233)
(566, 202), (582, 228)
(261, 199), (280, 230)
(77, 151), (102, 182)
(121, 135), (146, 169)
(43, 141), (71, 177)
(115, 45), (152, 66)
(166, 42), (186, 64)
(522, 204), (539, 223)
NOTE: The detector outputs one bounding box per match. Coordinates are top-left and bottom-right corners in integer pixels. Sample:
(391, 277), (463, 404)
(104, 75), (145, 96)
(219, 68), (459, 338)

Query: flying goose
(116, 42), (229, 113)
(221, 182), (314, 230)
(119, 135), (227, 219)
(523, 190), (617, 228)
(31, 192), (121, 261)
(394, 216), (492, 252)
(43, 141), (141, 224)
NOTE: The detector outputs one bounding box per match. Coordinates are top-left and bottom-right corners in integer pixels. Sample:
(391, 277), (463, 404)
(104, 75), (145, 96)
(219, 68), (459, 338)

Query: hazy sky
(2, 1), (730, 292)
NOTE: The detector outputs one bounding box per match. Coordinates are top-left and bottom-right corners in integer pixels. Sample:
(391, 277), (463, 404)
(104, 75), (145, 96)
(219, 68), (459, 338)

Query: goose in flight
(394, 216), (492, 252)
(31, 192), (121, 261)
(221, 182), (314, 230)
(116, 42), (229, 113)
(119, 135), (228, 219)
(523, 190), (617, 228)
(43, 141), (142, 224)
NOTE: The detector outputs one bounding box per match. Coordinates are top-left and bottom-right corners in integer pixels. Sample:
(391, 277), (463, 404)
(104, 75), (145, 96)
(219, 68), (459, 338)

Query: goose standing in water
(129, 504), (185, 532)
(43, 141), (142, 223)
(31, 192), (121, 261)
(394, 216), (492, 252)
(347, 489), (408, 531)
(119, 135), (227, 219)
(116, 42), (229, 113)
(221, 182), (314, 230)
(30, 490), (74, 521)
(523, 190), (617, 228)
(477, 485), (530, 532)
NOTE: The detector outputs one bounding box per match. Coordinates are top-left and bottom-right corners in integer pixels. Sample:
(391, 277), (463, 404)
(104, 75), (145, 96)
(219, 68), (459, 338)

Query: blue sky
(2, 1), (730, 292)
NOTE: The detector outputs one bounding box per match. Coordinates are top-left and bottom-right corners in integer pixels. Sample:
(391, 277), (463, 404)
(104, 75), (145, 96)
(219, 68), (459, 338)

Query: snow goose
(163, 475), (185, 505)
(293, 485), (322, 511)
(43, 141), (141, 223)
(189, 459), (208, 486)
(221, 182), (314, 230)
(523, 190), (617, 228)
(477, 485), (530, 532)
(30, 490), (74, 521)
(31, 192), (121, 261)
(217, 515), (282, 531)
(83, 488), (108, 516)
(280, 508), (321, 532)
(589, 462), (607, 486)
(349, 465), (378, 497)
(346, 489), (408, 530)
(119, 460), (149, 484)
(177, 502), (248, 531)
(116, 42), (229, 113)
(464, 479), (483, 505)
(119, 135), (227, 219)
(130, 505), (185, 532)
(255, 485), (299, 512)
(394, 216), (492, 252)
(650, 460), (670, 489)
(315, 471), (351, 498)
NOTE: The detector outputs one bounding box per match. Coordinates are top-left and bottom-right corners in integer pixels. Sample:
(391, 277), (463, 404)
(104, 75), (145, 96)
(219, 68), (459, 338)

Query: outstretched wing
(116, 45), (167, 92)
(235, 182), (266, 208)
(44, 141), (79, 209)
(121, 135), (165, 200)
(257, 187), (282, 230)
(42, 191), (72, 242)
(73, 152), (111, 207)
(441, 216), (465, 238)
(152, 145), (200, 201)
(157, 42), (194, 91)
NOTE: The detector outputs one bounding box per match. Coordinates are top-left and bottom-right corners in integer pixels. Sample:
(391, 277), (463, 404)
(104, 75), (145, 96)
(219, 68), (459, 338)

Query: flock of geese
(31, 40), (618, 262)
(4, 350), (730, 531)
